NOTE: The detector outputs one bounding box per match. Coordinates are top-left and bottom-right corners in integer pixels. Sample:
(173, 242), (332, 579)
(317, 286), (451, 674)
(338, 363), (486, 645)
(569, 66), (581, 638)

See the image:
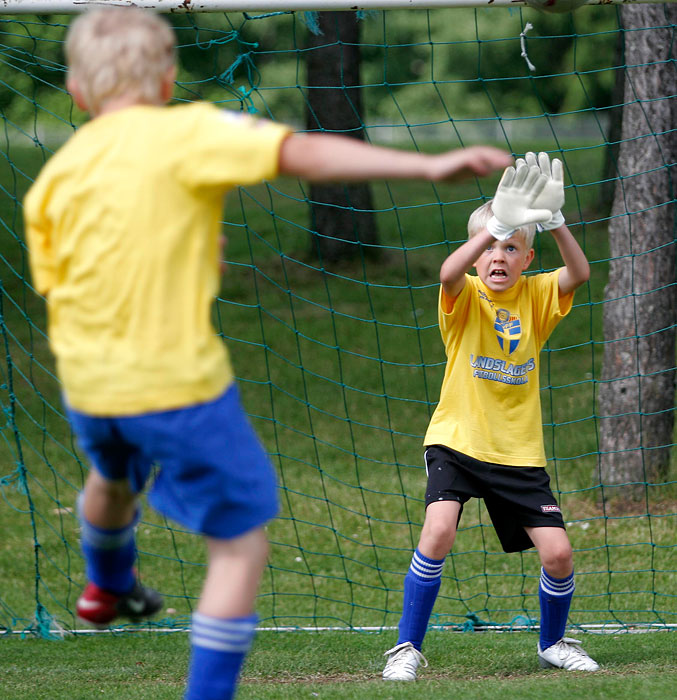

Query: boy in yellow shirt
(23, 7), (512, 699)
(383, 155), (599, 680)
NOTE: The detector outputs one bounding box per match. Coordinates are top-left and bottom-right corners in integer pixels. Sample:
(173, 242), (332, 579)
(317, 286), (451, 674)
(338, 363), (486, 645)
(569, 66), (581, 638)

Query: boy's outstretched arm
(552, 224), (590, 295)
(439, 230), (494, 299)
(278, 133), (512, 182)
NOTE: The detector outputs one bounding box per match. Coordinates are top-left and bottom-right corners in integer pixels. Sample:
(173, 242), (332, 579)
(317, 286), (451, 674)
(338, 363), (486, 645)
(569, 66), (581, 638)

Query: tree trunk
(598, 4), (677, 500)
(305, 11), (378, 263)
(601, 28), (624, 214)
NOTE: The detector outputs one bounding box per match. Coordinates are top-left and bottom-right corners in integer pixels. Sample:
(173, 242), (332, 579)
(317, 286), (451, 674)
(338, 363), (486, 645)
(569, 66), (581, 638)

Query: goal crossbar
(0, 0), (671, 14)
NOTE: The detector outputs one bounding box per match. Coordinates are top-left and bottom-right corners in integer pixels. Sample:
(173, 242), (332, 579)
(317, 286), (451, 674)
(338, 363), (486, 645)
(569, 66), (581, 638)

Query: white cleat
(538, 637), (599, 671)
(382, 641), (428, 681)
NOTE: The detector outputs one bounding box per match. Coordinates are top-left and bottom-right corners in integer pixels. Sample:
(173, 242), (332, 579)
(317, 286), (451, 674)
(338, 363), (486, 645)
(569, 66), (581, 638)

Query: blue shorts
(66, 384), (279, 539)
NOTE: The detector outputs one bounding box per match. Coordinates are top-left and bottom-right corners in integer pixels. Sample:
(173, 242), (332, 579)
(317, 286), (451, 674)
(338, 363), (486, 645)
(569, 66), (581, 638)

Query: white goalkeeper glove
(516, 151), (565, 231)
(486, 163), (551, 240)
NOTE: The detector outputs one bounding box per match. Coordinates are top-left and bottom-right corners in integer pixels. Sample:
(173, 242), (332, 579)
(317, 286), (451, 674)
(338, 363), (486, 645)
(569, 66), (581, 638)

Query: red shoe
(76, 580), (163, 626)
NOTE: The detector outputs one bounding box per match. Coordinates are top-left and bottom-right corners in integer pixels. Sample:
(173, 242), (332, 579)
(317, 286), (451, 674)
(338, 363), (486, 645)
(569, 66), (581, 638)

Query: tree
(304, 11), (378, 263)
(598, 3), (677, 500)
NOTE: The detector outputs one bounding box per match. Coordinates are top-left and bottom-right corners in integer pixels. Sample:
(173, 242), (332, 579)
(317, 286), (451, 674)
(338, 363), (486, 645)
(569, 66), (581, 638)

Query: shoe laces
(552, 637), (593, 662)
(384, 642), (429, 670)
(555, 637), (587, 656)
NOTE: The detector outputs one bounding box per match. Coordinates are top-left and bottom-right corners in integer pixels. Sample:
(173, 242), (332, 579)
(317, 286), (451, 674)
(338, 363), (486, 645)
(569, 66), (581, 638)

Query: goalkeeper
(383, 154), (599, 680)
(23, 7), (512, 700)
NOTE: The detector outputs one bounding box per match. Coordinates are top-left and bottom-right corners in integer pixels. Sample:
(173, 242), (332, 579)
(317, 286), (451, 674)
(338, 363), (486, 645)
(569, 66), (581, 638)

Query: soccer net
(0, 3), (675, 638)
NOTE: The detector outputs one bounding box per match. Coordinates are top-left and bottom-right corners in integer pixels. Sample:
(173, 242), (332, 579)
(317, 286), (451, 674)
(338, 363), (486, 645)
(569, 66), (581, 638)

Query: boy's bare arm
(551, 224), (590, 295)
(278, 133), (512, 183)
(439, 229), (494, 299)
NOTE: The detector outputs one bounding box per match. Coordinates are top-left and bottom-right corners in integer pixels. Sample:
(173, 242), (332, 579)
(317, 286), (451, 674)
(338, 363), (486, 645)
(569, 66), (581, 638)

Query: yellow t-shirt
(424, 272), (573, 466)
(24, 102), (290, 415)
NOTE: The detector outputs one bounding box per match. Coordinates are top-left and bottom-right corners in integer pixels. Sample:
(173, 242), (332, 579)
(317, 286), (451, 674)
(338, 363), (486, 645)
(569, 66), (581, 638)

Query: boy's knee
(81, 471), (137, 528)
(86, 471), (133, 500)
(208, 527), (269, 566)
(420, 511), (458, 556)
(542, 542), (574, 577)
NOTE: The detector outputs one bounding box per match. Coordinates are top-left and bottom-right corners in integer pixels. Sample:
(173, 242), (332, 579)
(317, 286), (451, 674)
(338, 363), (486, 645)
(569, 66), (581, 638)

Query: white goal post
(0, 0), (671, 14)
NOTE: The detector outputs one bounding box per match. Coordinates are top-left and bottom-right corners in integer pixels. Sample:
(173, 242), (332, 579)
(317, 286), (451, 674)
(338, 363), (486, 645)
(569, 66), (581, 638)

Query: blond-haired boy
(383, 157), (599, 680)
(23, 7), (512, 699)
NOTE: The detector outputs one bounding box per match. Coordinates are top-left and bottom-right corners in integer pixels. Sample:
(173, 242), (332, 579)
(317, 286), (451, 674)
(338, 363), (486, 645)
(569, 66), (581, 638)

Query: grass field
(2, 629), (676, 699)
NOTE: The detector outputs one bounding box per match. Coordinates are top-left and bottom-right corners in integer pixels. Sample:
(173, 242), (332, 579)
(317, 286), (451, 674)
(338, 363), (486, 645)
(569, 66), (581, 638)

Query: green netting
(0, 6), (675, 639)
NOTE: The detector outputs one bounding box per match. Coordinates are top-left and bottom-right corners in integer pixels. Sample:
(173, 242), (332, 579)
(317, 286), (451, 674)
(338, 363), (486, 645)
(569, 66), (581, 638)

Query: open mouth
(490, 269), (508, 279)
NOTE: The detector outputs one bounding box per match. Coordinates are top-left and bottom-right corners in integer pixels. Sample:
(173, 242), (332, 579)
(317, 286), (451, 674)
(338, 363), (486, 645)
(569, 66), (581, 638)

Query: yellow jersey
(424, 272), (573, 466)
(24, 102), (290, 415)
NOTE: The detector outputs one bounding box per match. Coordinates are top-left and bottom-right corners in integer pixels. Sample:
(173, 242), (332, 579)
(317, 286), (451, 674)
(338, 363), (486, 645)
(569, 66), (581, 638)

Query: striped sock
(397, 548), (445, 650)
(185, 612), (257, 700)
(78, 494), (138, 595)
(539, 567), (575, 650)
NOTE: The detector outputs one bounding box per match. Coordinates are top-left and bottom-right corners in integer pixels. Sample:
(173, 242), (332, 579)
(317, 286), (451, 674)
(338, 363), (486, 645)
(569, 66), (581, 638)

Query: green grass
(1, 630), (676, 699)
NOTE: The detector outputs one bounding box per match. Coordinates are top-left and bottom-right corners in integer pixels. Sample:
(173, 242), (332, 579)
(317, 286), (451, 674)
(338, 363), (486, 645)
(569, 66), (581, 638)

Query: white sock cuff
(191, 613), (257, 653)
(410, 549), (444, 581)
(77, 492), (139, 550)
(540, 568), (575, 596)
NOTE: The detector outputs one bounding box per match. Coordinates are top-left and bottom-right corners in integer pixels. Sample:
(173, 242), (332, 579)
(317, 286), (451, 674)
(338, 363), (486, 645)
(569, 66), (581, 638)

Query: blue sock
(185, 613), (257, 700)
(539, 568), (575, 650)
(397, 549), (444, 650)
(78, 493), (137, 595)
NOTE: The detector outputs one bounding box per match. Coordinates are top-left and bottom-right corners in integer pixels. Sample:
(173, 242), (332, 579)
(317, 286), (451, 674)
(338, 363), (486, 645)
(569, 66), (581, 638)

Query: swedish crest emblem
(494, 308), (521, 354)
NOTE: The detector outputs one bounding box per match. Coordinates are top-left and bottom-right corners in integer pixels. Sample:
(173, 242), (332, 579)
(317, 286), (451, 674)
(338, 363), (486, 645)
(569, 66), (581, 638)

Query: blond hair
(66, 7), (176, 114)
(467, 200), (536, 248)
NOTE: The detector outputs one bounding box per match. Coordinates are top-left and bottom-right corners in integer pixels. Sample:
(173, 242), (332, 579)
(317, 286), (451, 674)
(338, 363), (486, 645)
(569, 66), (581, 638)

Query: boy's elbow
(440, 270), (464, 299)
(569, 264), (590, 292)
(440, 269), (456, 292)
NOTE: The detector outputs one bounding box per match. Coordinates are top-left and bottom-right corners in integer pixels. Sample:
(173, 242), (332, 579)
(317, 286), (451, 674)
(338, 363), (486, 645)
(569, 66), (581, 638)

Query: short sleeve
(437, 274), (474, 342)
(175, 104), (292, 189)
(532, 269), (574, 345)
(23, 182), (56, 295)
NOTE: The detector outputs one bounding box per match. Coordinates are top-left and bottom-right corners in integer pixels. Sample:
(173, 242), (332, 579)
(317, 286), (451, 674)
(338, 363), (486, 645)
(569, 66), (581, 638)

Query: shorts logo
(541, 504), (561, 513)
(494, 308), (521, 355)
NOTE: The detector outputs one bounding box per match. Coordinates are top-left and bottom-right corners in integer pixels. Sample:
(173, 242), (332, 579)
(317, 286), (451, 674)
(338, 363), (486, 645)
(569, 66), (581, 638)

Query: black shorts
(424, 444), (565, 553)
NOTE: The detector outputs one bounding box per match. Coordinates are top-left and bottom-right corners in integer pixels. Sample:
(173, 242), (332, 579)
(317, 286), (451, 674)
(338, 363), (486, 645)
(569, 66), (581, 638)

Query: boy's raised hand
(516, 151), (565, 230)
(427, 145), (514, 181)
(486, 164), (551, 240)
